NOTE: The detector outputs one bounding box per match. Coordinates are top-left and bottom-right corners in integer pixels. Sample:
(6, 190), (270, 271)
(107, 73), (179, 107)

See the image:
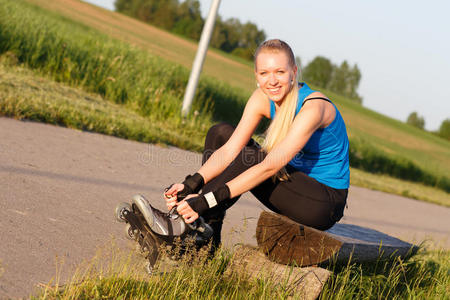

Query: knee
(205, 122), (235, 148)
(207, 122), (234, 139)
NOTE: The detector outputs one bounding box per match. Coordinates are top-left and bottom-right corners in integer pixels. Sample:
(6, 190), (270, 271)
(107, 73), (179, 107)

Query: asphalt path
(1, 117), (449, 299)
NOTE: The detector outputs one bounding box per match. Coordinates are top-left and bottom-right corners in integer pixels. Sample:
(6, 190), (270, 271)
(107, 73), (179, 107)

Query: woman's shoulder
(304, 91), (329, 101)
(301, 91), (336, 128)
(248, 88), (271, 118)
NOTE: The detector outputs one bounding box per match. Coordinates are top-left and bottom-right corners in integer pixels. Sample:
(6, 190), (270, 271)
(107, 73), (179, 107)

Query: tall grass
(34, 243), (450, 299)
(34, 245), (298, 299)
(0, 63), (206, 150)
(0, 0), (449, 193)
(320, 247), (450, 299)
(0, 0), (247, 126)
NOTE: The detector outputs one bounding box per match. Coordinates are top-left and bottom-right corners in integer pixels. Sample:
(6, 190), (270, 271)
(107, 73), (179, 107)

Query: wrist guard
(186, 184), (230, 215)
(177, 173), (205, 200)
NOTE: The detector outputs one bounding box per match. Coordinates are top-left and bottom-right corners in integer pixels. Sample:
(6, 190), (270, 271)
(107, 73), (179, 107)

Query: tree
(148, 0), (178, 30)
(210, 16), (228, 50)
(406, 112), (425, 129)
(305, 58), (363, 104)
(303, 56), (333, 88)
(114, 0), (133, 14)
(295, 56), (302, 80)
(112, 0), (266, 62)
(437, 118), (450, 140)
(172, 0), (204, 40)
(328, 60), (350, 96)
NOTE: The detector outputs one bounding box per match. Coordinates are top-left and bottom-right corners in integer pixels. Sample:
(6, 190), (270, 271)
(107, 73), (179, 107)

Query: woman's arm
(197, 88), (268, 184)
(164, 88), (267, 208)
(227, 100), (326, 197)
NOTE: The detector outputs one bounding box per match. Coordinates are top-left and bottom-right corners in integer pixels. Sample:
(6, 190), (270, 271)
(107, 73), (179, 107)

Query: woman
(137, 39), (349, 252)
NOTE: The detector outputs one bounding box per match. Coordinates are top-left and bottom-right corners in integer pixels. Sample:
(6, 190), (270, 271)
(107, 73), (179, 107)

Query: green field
(0, 0), (449, 198)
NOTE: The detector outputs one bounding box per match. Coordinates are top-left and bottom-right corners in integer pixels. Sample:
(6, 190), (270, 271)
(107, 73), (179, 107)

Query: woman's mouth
(268, 86), (281, 94)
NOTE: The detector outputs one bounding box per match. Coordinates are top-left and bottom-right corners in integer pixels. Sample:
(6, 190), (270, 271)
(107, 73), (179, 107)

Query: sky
(84, 0), (450, 131)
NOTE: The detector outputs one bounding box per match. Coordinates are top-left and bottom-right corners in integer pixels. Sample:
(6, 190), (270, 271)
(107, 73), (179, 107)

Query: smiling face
(255, 50), (297, 103)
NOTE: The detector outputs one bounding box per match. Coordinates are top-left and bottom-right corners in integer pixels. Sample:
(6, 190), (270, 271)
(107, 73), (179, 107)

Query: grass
(26, 0), (256, 93)
(0, 0), (249, 125)
(0, 0), (449, 195)
(0, 62), (206, 151)
(33, 241), (450, 299)
(350, 168), (450, 207)
(319, 247), (450, 299)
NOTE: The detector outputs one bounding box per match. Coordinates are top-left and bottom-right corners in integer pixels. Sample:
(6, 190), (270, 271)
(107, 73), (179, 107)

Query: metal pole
(181, 0), (221, 117)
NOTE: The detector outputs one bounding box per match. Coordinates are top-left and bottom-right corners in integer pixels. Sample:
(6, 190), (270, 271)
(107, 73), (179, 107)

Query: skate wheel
(125, 224), (135, 240)
(145, 261), (153, 275)
(115, 202), (131, 223)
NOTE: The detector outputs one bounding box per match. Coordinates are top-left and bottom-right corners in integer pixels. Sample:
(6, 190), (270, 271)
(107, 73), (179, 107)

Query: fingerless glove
(177, 172), (205, 200)
(186, 184), (230, 215)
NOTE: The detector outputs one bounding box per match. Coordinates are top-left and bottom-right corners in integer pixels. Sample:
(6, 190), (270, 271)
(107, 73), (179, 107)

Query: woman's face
(255, 51), (297, 103)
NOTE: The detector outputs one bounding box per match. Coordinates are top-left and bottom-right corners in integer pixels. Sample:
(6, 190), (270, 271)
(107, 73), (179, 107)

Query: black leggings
(200, 123), (348, 231)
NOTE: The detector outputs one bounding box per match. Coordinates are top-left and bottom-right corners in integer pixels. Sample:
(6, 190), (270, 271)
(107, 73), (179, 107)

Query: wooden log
(256, 211), (343, 266)
(257, 211), (418, 267)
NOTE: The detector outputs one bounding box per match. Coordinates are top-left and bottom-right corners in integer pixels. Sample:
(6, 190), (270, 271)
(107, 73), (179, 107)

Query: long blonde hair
(255, 39), (299, 181)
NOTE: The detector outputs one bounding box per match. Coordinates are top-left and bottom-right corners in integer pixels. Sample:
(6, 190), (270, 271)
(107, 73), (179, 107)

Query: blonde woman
(134, 39), (349, 254)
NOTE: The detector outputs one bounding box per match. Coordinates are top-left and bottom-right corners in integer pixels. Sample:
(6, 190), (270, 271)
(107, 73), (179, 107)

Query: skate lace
(167, 206), (180, 220)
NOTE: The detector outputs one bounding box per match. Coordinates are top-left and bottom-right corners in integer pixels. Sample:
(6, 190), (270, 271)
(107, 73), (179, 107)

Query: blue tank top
(270, 83), (350, 189)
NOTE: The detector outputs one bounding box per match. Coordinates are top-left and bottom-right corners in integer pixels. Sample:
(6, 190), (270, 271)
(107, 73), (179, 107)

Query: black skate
(115, 194), (213, 274)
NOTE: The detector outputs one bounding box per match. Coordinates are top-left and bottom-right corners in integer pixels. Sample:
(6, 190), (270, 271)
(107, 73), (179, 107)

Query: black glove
(177, 173), (205, 200)
(186, 184), (230, 215)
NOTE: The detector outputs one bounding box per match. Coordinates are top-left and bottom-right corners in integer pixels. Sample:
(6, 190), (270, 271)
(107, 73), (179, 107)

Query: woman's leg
(200, 123), (265, 247)
(250, 167), (347, 231)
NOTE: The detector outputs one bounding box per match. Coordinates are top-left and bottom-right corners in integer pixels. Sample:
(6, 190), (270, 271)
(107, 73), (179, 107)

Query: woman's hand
(164, 183), (184, 210)
(176, 194), (199, 223)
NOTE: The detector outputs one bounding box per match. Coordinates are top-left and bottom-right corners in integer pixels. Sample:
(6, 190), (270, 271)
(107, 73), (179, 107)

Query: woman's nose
(269, 73), (277, 85)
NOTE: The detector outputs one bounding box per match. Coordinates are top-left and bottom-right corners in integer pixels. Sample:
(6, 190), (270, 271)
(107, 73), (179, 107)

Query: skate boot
(132, 194), (188, 236)
(115, 195), (213, 273)
(133, 194), (213, 245)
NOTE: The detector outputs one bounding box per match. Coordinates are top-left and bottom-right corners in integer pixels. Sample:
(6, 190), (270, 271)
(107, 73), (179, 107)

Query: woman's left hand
(176, 194), (199, 223)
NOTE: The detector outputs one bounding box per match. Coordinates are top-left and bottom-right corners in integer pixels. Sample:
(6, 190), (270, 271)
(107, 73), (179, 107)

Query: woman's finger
(166, 199), (177, 210)
(176, 201), (188, 214)
(176, 200), (194, 215)
(165, 183), (184, 198)
(184, 212), (199, 223)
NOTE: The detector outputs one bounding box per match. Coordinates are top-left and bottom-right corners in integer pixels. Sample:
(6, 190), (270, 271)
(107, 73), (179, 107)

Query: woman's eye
(277, 70), (284, 74)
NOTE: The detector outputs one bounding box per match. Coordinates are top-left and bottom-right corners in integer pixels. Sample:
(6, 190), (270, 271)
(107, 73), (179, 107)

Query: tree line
(302, 56), (363, 104)
(114, 0), (364, 103)
(407, 112), (450, 141)
(114, 0), (266, 60)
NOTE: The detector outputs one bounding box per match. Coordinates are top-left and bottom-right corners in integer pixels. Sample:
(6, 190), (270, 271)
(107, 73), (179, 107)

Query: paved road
(1, 117), (449, 299)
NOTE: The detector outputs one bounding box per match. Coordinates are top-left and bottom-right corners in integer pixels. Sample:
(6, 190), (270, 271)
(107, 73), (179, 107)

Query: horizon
(84, 0), (449, 131)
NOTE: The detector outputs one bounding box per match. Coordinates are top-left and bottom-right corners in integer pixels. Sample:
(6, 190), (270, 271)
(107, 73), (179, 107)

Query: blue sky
(84, 0), (449, 131)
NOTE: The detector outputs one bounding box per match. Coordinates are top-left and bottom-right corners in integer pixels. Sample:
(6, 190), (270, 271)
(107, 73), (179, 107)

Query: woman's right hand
(164, 183), (185, 210)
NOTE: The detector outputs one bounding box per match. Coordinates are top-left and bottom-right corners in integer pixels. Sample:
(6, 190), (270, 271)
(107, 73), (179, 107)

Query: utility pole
(181, 0), (221, 117)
